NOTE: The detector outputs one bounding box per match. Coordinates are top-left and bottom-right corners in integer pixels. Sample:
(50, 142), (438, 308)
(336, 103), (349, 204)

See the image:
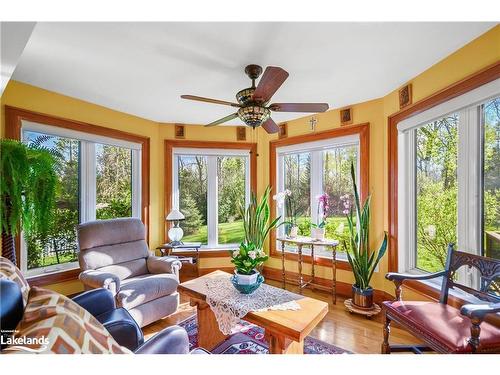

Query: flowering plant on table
(230, 242), (268, 276)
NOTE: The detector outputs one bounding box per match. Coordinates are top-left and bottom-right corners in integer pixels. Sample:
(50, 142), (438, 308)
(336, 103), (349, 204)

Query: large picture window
(276, 135), (360, 259)
(172, 148), (250, 249)
(21, 122), (142, 277)
(398, 79), (500, 286)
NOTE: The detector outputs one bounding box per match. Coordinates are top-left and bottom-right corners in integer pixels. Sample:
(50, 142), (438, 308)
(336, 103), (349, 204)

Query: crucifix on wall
(309, 116), (318, 131)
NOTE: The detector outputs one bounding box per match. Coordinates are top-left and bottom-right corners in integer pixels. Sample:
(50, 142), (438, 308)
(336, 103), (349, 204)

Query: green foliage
(230, 242), (268, 275)
(238, 186), (281, 252)
(0, 139), (57, 240)
(345, 163), (387, 291)
(180, 191), (203, 235)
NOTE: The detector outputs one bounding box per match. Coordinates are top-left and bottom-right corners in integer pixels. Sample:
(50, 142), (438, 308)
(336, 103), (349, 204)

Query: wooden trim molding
(3, 106), (151, 277)
(268, 122), (370, 270)
(27, 268), (81, 287)
(387, 61), (500, 273)
(163, 139), (258, 244)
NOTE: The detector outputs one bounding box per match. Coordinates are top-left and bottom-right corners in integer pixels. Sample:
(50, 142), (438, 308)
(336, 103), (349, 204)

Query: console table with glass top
(276, 237), (339, 304)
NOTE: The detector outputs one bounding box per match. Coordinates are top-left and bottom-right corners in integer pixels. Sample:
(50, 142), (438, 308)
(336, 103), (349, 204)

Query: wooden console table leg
(331, 244), (337, 304)
(281, 241), (286, 289)
(298, 244), (303, 294)
(190, 299), (227, 350)
(265, 332), (304, 354)
(311, 244), (315, 290)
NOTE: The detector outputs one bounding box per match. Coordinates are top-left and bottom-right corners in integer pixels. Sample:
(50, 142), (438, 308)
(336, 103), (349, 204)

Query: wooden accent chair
(382, 245), (500, 354)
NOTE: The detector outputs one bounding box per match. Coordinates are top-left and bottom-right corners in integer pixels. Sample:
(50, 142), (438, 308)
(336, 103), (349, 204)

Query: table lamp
(166, 209), (185, 246)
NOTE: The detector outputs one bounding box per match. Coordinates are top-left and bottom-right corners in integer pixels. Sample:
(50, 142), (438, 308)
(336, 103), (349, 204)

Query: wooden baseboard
(262, 266), (393, 304)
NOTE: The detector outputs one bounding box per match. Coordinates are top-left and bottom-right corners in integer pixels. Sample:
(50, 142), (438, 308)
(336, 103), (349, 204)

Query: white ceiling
(10, 22), (496, 125)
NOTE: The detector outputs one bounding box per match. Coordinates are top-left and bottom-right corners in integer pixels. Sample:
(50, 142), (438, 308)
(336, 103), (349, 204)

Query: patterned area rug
(178, 315), (351, 354)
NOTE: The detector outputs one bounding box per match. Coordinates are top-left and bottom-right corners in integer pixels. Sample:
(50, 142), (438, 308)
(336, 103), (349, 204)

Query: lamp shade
(166, 209), (185, 221)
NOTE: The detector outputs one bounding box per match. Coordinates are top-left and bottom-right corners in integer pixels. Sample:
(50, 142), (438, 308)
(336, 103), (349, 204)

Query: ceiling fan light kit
(181, 64), (329, 134)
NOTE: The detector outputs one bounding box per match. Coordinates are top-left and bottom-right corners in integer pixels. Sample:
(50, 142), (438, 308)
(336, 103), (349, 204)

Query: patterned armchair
(382, 245), (500, 354)
(77, 218), (182, 327)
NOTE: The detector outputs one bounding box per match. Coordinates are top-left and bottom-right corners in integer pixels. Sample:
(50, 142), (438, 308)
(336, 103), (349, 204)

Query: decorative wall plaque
(236, 126), (247, 141)
(278, 123), (288, 139)
(399, 83), (412, 109)
(340, 107), (353, 126)
(175, 124), (185, 139)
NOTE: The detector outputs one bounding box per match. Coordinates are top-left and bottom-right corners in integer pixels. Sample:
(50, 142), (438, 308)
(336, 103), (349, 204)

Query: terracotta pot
(352, 285), (374, 308)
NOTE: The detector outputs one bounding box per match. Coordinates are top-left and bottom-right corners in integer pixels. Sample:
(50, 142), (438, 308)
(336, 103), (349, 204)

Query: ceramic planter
(289, 225), (299, 238)
(311, 227), (325, 240)
(234, 269), (259, 285)
(352, 285), (374, 308)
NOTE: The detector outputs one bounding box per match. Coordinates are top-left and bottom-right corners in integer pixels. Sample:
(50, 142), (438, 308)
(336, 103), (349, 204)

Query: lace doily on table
(205, 276), (301, 335)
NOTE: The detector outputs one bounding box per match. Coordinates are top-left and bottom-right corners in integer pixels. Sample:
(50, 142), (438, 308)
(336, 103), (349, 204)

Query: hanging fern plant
(0, 139), (58, 263)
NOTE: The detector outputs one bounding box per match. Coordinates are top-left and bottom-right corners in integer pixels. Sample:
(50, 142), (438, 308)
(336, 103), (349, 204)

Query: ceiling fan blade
(261, 118), (279, 134)
(181, 95), (241, 108)
(205, 113), (239, 127)
(252, 66), (289, 103)
(269, 103), (329, 113)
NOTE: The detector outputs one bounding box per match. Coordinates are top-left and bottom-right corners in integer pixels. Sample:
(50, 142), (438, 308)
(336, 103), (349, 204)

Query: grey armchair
(77, 218), (181, 327)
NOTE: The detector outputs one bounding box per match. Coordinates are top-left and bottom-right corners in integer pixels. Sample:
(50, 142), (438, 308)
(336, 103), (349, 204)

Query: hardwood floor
(142, 278), (421, 354)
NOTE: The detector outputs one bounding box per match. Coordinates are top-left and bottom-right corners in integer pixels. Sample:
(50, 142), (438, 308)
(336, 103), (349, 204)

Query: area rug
(178, 315), (351, 354)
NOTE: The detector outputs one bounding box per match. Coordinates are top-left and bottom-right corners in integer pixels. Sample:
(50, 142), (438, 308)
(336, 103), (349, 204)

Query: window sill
(26, 267), (81, 287)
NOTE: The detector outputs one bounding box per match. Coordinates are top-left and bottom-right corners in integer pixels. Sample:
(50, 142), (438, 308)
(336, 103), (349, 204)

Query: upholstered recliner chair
(77, 218), (182, 327)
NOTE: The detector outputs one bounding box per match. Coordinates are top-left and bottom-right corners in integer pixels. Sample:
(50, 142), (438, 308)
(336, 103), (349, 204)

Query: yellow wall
(1, 25), (499, 296)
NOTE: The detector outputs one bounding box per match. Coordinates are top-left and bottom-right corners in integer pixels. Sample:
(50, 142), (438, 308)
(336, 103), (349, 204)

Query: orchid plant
(312, 193), (329, 228)
(273, 189), (297, 227)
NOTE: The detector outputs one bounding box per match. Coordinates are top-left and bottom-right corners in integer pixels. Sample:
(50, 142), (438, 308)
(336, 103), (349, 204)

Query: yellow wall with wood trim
(1, 25), (499, 297)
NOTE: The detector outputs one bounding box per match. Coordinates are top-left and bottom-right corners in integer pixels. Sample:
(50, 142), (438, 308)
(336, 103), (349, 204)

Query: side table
(156, 242), (202, 276)
(276, 236), (339, 304)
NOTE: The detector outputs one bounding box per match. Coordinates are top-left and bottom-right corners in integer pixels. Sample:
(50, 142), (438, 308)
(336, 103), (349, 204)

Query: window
(276, 135), (360, 259)
(172, 148), (250, 249)
(21, 122), (142, 276)
(398, 79), (500, 284)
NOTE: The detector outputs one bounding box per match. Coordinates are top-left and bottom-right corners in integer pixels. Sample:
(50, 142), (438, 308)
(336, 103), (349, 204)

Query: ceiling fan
(181, 64), (329, 134)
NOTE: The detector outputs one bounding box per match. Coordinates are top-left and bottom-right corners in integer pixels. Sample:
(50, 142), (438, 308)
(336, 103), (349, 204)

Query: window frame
(164, 140), (257, 252)
(20, 121), (142, 277)
(269, 123), (370, 270)
(4, 106), (151, 285)
(275, 134), (361, 260)
(396, 78), (500, 286)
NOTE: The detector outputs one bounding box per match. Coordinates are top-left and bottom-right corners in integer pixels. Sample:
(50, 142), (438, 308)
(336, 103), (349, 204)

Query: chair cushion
(0, 256), (30, 308)
(383, 300), (500, 353)
(116, 274), (179, 310)
(4, 287), (131, 354)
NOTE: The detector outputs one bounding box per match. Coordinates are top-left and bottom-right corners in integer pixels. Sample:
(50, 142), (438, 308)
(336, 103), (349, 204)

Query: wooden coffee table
(178, 270), (328, 354)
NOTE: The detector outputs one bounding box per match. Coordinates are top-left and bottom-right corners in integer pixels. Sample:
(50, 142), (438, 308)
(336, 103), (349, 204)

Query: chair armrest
(96, 308), (144, 351)
(134, 325), (189, 354)
(386, 271), (446, 282)
(460, 302), (500, 322)
(79, 270), (121, 294)
(72, 288), (116, 317)
(147, 256), (182, 278)
(385, 271), (446, 301)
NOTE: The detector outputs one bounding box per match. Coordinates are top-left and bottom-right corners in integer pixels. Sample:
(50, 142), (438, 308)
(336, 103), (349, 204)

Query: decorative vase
(231, 274), (264, 294)
(352, 285), (374, 309)
(234, 269), (259, 285)
(289, 225), (299, 238)
(311, 227), (325, 240)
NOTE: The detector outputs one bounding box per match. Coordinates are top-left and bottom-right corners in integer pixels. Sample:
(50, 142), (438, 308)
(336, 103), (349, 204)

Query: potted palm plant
(344, 163), (387, 308)
(231, 186), (280, 290)
(0, 139), (58, 264)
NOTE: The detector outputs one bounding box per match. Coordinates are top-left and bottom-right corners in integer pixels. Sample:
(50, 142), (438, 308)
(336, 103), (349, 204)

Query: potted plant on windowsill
(311, 193), (329, 240)
(273, 189), (298, 238)
(344, 163), (387, 309)
(230, 186), (280, 293)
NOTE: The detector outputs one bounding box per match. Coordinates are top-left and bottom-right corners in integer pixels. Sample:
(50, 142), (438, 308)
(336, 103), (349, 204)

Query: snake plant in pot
(345, 163), (387, 308)
(231, 186), (280, 291)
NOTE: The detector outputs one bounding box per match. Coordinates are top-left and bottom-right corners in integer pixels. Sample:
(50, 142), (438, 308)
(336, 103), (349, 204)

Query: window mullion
(80, 141), (96, 223)
(207, 155), (218, 247)
(310, 150), (322, 225)
(131, 150), (141, 218)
